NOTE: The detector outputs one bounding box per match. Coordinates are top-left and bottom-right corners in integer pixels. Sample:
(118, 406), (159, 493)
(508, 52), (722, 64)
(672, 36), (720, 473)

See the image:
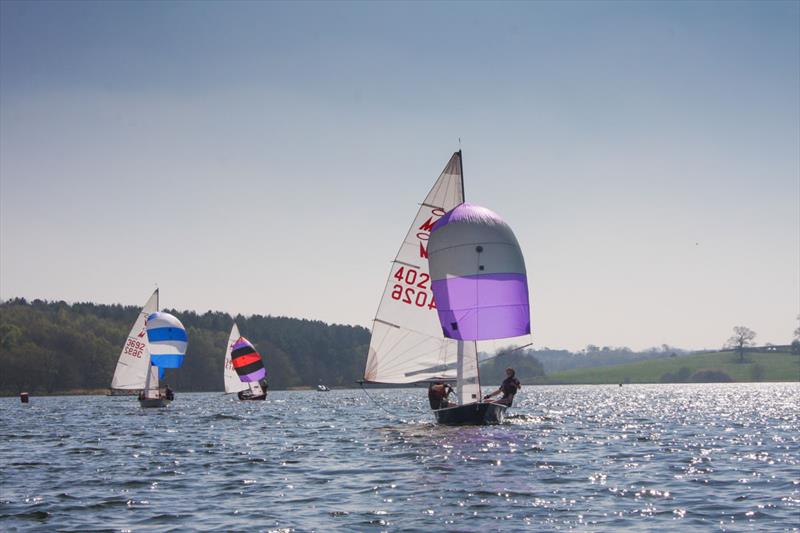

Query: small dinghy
(362, 152), (531, 425)
(140, 310), (188, 408)
(224, 323), (267, 401)
(109, 290), (188, 408)
(110, 289), (159, 397)
(427, 201), (530, 425)
(316, 384), (330, 392)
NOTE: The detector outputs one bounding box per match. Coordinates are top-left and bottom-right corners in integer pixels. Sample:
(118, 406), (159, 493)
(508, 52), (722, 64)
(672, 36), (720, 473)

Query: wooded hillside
(0, 298), (370, 393)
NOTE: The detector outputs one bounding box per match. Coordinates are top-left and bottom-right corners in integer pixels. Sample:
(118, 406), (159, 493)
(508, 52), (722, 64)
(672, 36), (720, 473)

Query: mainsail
(110, 289), (159, 390)
(224, 323), (249, 394)
(364, 152), (465, 383)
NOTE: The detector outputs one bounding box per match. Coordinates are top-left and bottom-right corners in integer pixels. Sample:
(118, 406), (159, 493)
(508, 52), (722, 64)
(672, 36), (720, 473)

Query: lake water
(1, 383), (798, 532)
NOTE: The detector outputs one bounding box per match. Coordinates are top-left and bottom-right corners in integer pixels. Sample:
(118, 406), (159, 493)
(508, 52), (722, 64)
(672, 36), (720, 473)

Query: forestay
(364, 152), (465, 384)
(111, 289), (159, 390)
(224, 323), (249, 394)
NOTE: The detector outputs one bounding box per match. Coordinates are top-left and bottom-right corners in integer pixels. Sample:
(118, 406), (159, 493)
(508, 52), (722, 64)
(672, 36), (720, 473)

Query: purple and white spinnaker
(428, 203), (530, 341)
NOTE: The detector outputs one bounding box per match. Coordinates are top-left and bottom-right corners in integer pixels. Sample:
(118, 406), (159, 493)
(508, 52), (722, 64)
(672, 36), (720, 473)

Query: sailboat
(224, 323), (267, 401)
(109, 290), (189, 408)
(427, 201), (530, 424)
(362, 151), (530, 425)
(110, 290), (159, 396)
(141, 311), (188, 407)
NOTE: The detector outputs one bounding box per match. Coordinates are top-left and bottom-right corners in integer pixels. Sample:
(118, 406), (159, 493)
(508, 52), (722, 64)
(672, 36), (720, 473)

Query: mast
(150, 289), (158, 396)
(455, 149), (483, 404)
(458, 150), (464, 200)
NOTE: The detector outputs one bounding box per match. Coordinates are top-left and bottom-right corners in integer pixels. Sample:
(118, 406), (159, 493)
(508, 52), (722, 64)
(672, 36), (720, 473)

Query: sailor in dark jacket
(428, 381), (453, 409)
(484, 368), (521, 407)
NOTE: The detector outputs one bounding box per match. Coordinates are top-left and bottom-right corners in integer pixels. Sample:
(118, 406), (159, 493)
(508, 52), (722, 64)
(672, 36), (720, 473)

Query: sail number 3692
(391, 266), (437, 310)
(124, 338), (146, 359)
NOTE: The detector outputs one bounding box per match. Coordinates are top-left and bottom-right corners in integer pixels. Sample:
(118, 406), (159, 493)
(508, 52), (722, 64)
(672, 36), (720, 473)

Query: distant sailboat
(110, 290), (159, 396)
(362, 151), (531, 425)
(109, 290), (188, 408)
(224, 323), (267, 401)
(142, 311), (188, 407)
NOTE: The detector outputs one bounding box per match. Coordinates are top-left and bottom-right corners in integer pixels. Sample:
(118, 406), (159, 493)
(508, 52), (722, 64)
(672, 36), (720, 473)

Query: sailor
(165, 385), (174, 401)
(484, 368), (521, 407)
(428, 381), (453, 409)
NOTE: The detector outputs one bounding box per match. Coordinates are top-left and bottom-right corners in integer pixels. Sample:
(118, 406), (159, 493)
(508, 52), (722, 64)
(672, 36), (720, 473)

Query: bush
(659, 366), (692, 383)
(659, 372), (676, 383)
(750, 363), (765, 381)
(690, 369), (733, 383)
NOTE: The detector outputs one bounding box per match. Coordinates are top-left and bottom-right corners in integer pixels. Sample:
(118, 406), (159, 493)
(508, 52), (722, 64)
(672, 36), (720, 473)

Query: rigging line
(359, 382), (410, 421)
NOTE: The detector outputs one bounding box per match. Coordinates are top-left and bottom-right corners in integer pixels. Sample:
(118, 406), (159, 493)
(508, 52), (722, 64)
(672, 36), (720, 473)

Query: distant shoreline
(2, 380), (798, 398)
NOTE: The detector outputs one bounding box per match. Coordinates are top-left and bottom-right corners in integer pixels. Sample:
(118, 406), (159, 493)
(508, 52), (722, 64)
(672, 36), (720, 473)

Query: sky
(1, 0), (798, 351)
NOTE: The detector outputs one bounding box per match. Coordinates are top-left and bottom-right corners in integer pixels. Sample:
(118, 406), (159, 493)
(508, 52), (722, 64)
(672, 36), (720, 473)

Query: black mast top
(458, 150), (465, 201)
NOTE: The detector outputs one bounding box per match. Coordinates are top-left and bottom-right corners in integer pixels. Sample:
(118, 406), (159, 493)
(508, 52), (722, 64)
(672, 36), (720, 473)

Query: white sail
(111, 290), (159, 390)
(248, 381), (265, 396)
(143, 365), (160, 399)
(456, 340), (481, 405)
(364, 153), (464, 383)
(224, 323), (249, 394)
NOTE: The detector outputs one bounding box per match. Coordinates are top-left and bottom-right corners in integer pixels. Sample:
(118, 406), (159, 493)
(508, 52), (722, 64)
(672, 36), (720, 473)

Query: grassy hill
(534, 350), (800, 384)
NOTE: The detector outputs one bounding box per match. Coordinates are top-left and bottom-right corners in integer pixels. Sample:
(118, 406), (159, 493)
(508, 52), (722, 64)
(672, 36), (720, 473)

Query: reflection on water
(1, 383), (798, 531)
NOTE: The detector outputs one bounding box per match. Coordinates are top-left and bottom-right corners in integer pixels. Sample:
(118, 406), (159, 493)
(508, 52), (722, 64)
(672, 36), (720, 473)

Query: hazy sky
(1, 1), (798, 351)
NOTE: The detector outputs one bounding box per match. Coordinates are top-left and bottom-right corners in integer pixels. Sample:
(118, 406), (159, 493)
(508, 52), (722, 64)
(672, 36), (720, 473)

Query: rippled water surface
(1, 383), (799, 531)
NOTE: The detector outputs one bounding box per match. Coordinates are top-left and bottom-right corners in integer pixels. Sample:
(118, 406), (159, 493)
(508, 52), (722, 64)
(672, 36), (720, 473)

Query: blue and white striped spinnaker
(146, 312), (188, 376)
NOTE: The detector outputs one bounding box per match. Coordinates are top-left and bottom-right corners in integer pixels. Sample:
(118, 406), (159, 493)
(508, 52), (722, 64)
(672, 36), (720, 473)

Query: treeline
(523, 344), (690, 373)
(480, 347), (545, 384)
(0, 298), (370, 394)
(2, 297), (732, 395)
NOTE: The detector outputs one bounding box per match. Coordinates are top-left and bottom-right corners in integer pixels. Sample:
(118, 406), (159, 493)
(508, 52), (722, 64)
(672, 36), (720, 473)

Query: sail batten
(364, 152), (465, 384)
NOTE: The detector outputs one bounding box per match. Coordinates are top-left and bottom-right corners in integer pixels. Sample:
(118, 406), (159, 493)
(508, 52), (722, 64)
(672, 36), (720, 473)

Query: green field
(534, 350), (800, 384)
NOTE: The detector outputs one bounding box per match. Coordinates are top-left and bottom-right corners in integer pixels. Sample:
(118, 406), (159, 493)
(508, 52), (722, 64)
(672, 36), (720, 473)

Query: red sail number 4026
(390, 266), (437, 310)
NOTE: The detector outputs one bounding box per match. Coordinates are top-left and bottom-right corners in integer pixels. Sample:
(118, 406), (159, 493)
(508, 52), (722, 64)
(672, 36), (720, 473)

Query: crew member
(428, 381), (453, 409)
(484, 368), (521, 407)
